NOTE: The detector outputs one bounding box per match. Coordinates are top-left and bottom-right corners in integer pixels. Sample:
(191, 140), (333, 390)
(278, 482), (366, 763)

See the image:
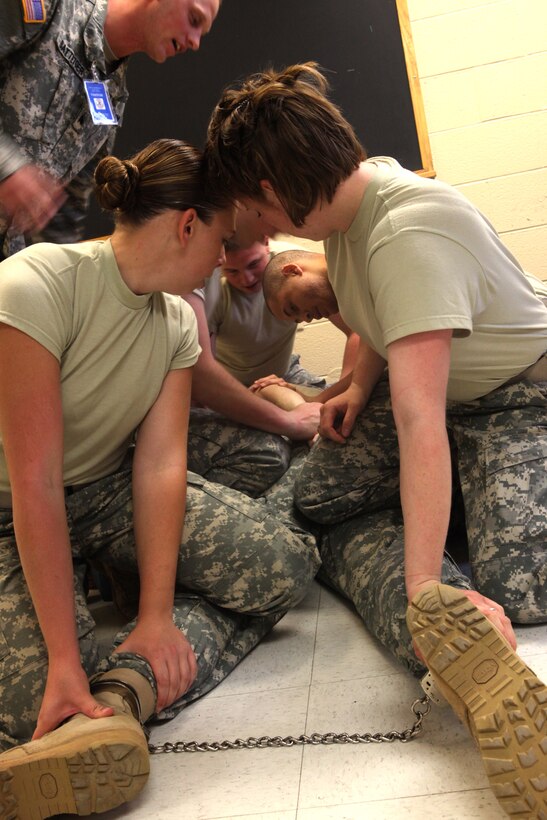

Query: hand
(408, 579), (517, 653)
(250, 375), (292, 392)
(459, 588), (516, 649)
(318, 382), (367, 443)
(115, 616), (197, 713)
(33, 661), (113, 740)
(0, 165), (66, 234)
(284, 401), (321, 440)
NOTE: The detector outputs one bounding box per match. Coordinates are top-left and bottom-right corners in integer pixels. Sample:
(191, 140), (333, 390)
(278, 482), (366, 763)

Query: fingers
(32, 695), (113, 740)
(12, 186), (66, 233)
(318, 403), (346, 443)
(340, 405), (358, 439)
(250, 375), (289, 392)
(479, 600), (517, 649)
(154, 643), (197, 712)
(458, 590), (517, 650)
(1, 166), (66, 234)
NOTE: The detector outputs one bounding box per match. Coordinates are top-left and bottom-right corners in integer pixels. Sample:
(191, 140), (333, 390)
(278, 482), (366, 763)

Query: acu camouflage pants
(186, 353), (326, 498)
(293, 377), (547, 674)
(187, 408), (291, 497)
(0, 466), (320, 750)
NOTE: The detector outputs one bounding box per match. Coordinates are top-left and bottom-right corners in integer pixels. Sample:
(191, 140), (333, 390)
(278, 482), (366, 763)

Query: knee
(294, 468), (339, 524)
(254, 522), (321, 613)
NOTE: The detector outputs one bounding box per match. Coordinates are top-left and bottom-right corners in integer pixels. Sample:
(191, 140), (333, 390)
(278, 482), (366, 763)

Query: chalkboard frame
(86, 0), (435, 237)
(395, 0), (435, 177)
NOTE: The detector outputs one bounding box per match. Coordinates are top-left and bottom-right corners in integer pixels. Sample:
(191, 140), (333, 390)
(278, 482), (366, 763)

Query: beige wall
(293, 0), (547, 378)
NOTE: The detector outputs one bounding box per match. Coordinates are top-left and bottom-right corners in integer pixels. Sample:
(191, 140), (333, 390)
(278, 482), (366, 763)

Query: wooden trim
(396, 0), (435, 177)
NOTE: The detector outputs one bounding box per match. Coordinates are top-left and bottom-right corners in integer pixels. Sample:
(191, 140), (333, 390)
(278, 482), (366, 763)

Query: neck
(104, 0), (145, 58)
(296, 163), (373, 241)
(330, 163), (373, 234)
(110, 215), (176, 294)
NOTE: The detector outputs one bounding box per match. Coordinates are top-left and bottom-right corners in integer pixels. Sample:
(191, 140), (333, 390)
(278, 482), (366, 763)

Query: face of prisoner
(145, 0), (220, 62)
(268, 260), (339, 324)
(221, 242), (270, 295)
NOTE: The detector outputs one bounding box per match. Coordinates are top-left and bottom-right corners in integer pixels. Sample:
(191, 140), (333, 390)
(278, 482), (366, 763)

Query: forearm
(132, 458), (186, 619)
(350, 341), (386, 402)
(193, 357), (295, 434)
(340, 333), (360, 379)
(313, 372), (353, 403)
(398, 421), (452, 600)
(13, 495), (81, 665)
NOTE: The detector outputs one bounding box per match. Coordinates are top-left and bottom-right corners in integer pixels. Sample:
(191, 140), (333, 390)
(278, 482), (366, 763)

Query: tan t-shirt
(326, 158), (547, 401)
(0, 239), (200, 493)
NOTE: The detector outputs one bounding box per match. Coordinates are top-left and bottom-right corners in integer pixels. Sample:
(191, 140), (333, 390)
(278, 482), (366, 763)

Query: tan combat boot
(407, 583), (547, 819)
(0, 669), (154, 819)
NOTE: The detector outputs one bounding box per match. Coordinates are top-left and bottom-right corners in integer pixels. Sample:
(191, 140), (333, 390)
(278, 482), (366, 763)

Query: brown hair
(94, 138), (230, 227)
(206, 63), (365, 227)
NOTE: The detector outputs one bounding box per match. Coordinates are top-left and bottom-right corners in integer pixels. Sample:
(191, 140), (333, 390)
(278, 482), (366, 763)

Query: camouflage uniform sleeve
(33, 133), (115, 244)
(0, 0), (58, 179)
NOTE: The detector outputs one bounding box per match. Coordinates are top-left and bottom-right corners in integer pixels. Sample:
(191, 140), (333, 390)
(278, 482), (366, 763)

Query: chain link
(147, 694), (431, 755)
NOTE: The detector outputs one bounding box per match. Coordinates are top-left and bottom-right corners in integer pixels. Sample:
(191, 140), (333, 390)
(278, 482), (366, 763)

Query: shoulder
(0, 0), (61, 53)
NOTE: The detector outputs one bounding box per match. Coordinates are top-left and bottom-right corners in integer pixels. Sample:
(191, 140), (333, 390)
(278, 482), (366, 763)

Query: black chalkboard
(86, 0), (433, 237)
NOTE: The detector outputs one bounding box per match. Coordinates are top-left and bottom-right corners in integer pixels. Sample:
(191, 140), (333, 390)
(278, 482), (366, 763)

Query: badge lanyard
(83, 64), (118, 126)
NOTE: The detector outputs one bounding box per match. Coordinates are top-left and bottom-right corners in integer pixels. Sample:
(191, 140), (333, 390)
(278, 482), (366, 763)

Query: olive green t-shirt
(0, 239), (200, 493)
(326, 158), (547, 401)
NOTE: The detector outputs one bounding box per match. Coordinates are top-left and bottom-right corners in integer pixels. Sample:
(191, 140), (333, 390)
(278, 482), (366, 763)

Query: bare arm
(115, 366), (197, 713)
(0, 326), (113, 737)
(185, 293), (320, 439)
(388, 329), (516, 647)
(250, 313), (360, 403)
(328, 312), (360, 379)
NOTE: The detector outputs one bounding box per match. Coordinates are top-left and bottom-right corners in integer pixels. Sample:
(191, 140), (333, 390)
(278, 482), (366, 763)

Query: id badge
(83, 79), (118, 125)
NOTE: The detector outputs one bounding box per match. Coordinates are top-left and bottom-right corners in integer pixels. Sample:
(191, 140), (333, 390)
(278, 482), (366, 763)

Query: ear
(259, 180), (281, 207)
(281, 262), (303, 278)
(177, 208), (197, 246)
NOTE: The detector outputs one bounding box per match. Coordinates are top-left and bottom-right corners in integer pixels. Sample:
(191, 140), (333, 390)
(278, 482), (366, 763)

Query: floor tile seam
(295, 784), (497, 813)
(516, 649), (547, 662)
(294, 577), (323, 813)
(310, 668), (412, 686)
(203, 681), (316, 702)
(206, 809), (298, 820)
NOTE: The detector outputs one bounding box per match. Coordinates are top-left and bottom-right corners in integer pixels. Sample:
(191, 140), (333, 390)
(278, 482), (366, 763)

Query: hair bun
(121, 160), (140, 206)
(94, 156), (140, 212)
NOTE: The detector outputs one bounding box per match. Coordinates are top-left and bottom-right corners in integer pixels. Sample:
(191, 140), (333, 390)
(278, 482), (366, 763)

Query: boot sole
(407, 584), (547, 819)
(0, 726), (149, 819)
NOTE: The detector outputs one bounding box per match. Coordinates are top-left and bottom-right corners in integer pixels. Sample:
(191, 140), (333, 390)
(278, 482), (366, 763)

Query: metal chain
(147, 694), (431, 755)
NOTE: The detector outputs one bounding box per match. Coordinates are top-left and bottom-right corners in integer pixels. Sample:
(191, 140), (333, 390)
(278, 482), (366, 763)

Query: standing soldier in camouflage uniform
(0, 139), (320, 818)
(0, 0), (320, 501)
(205, 63), (547, 818)
(0, 0), (221, 259)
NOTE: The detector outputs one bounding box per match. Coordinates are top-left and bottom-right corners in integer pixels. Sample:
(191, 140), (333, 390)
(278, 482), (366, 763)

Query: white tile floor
(86, 581), (546, 820)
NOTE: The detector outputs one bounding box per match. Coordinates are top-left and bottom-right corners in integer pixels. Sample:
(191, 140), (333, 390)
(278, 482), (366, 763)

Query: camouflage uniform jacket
(0, 0), (128, 255)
